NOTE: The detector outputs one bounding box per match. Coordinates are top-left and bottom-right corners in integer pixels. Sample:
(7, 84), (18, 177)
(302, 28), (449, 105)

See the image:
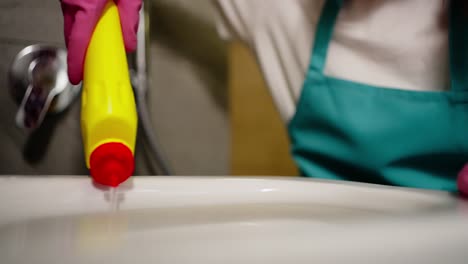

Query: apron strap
(309, 0), (343, 74)
(450, 0), (468, 92)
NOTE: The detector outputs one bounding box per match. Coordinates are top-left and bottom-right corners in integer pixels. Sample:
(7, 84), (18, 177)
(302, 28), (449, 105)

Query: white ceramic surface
(0, 176), (467, 264)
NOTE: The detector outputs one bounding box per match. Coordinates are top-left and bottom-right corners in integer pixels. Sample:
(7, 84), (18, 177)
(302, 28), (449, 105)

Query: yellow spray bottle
(81, 1), (138, 187)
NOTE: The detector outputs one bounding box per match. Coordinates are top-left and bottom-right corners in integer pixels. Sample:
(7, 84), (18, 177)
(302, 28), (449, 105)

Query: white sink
(0, 176), (467, 264)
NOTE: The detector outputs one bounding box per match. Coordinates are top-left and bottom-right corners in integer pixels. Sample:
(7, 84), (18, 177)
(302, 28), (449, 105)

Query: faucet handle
(9, 45), (81, 131)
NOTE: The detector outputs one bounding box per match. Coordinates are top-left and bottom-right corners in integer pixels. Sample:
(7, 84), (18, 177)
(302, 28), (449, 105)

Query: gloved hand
(60, 0), (142, 84)
(458, 164), (468, 197)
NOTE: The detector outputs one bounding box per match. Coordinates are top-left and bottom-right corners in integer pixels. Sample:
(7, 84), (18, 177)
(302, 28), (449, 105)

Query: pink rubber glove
(60, 0), (142, 85)
(458, 164), (468, 197)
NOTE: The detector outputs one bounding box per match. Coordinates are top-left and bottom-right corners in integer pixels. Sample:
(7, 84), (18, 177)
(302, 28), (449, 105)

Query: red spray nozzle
(90, 142), (134, 187)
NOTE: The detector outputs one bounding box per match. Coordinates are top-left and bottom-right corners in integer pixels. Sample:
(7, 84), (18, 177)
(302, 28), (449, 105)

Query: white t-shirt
(214, 0), (449, 121)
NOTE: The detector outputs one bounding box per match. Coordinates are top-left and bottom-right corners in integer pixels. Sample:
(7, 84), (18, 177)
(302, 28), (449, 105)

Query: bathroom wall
(0, 0), (229, 175)
(146, 0), (229, 175)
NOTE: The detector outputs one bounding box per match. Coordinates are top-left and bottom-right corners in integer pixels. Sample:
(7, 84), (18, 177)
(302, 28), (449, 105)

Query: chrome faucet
(9, 45), (81, 131)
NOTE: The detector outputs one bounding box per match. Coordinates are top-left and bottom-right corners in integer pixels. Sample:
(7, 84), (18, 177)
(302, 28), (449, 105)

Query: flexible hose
(135, 89), (172, 175)
(131, 2), (172, 175)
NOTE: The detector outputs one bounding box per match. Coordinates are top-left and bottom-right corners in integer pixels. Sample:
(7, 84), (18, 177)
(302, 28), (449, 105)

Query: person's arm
(213, 0), (266, 46)
(60, 0), (142, 84)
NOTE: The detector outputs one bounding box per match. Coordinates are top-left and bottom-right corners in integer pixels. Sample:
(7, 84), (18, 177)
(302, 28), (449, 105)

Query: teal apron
(288, 0), (468, 192)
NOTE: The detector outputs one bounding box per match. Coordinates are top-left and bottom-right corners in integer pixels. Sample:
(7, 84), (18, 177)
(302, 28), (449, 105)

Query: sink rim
(0, 176), (458, 225)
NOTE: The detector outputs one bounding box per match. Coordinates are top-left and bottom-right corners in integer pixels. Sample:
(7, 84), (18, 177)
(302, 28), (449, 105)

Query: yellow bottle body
(81, 1), (137, 169)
